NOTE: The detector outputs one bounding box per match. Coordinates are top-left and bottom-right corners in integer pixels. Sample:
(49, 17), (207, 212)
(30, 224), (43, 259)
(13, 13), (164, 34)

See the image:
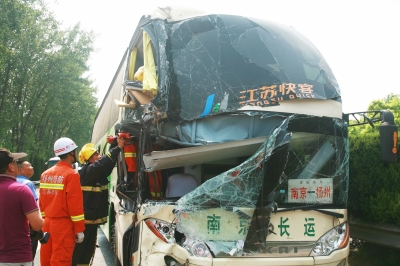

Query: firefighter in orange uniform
(39, 137), (85, 266)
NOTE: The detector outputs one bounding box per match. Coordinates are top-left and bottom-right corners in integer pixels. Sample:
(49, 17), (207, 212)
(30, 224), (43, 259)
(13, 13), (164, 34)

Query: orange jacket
(39, 161), (85, 233)
(124, 143), (137, 172)
(148, 170), (163, 199)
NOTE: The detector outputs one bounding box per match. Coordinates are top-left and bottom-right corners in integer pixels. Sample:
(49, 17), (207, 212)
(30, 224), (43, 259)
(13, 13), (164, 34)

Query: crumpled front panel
(173, 115), (348, 256)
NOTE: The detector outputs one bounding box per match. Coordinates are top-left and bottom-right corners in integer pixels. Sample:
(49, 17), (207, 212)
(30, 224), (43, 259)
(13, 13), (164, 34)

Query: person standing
(39, 137), (85, 266)
(0, 148), (44, 266)
(72, 137), (125, 266)
(17, 160), (40, 261)
(17, 161), (38, 201)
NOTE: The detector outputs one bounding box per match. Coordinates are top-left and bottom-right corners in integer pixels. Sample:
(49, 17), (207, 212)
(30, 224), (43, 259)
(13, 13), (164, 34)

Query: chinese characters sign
(288, 178), (333, 203)
(207, 214), (221, 234)
(277, 216), (316, 238)
(178, 207), (340, 242)
(204, 213), (319, 240)
(239, 83), (316, 107)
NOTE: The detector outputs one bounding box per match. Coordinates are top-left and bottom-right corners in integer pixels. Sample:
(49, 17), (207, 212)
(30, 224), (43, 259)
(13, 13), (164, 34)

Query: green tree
(369, 93), (400, 124)
(348, 93), (400, 225)
(0, 0), (98, 180)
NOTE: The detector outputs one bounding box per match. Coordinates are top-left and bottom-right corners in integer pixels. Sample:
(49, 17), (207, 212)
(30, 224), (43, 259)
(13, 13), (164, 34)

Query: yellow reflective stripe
(150, 192), (164, 196)
(106, 151), (111, 159)
(124, 152), (136, 157)
(85, 216), (108, 224)
(40, 183), (64, 190)
(71, 214), (85, 222)
(81, 186), (101, 192)
(41, 212), (45, 217)
(81, 185), (108, 192)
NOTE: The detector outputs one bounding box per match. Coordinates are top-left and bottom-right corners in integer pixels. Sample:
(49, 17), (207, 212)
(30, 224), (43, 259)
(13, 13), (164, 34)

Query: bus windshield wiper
(277, 204), (344, 218)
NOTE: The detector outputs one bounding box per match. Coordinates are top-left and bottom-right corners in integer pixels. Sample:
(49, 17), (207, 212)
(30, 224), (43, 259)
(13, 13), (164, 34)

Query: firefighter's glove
(75, 232), (84, 243)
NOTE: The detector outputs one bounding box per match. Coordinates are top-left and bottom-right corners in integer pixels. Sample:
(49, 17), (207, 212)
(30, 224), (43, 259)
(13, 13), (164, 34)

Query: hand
(117, 137), (125, 149)
(75, 232), (84, 243)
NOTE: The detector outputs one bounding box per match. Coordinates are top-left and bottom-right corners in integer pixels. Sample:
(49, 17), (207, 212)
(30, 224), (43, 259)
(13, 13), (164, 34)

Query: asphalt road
(33, 227), (115, 266)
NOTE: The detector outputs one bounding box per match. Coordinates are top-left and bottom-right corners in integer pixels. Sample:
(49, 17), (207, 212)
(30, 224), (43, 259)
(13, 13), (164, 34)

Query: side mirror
(379, 110), (398, 163)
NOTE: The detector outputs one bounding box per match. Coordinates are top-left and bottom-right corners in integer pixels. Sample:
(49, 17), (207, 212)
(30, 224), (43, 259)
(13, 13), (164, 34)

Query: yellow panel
(143, 32), (158, 95)
(128, 47), (137, 80)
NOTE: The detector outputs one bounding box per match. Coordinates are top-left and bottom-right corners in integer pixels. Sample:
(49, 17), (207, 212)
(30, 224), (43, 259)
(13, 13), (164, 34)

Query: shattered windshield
(153, 14), (340, 122)
(174, 115), (348, 255)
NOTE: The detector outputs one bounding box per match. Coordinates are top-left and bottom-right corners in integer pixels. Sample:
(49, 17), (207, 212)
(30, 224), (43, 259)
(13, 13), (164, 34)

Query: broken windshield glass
(152, 14), (341, 122)
(173, 115), (348, 256)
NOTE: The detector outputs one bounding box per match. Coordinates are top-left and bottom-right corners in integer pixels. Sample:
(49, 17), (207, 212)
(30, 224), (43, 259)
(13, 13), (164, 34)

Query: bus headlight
(145, 218), (176, 244)
(182, 237), (212, 258)
(312, 222), (349, 256)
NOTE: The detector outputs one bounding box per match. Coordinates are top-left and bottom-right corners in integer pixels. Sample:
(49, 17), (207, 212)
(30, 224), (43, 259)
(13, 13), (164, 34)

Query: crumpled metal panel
(173, 115), (349, 256)
(152, 15), (340, 122)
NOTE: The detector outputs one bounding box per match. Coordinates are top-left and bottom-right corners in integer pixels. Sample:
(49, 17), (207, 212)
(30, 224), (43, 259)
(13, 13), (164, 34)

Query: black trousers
(29, 228), (38, 260)
(72, 224), (98, 266)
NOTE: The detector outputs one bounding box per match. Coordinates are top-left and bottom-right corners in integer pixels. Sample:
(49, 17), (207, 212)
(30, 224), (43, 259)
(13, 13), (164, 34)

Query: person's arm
(19, 185), (44, 230)
(27, 181), (38, 201)
(26, 209), (44, 231)
(81, 141), (124, 184)
(66, 171), (85, 234)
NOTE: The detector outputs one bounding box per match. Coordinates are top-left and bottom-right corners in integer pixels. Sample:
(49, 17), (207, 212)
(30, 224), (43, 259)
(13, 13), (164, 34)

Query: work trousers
(72, 224), (98, 266)
(29, 228), (38, 260)
(40, 217), (76, 266)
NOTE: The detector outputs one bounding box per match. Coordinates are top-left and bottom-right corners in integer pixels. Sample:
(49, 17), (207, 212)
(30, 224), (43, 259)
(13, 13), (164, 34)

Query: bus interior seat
(165, 173), (198, 199)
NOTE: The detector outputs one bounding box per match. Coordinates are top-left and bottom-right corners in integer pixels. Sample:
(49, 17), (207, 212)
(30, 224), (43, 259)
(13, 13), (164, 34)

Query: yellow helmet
(78, 143), (97, 164)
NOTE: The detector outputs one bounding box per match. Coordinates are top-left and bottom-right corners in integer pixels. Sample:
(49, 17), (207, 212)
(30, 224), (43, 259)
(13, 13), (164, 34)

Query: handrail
(343, 111), (382, 127)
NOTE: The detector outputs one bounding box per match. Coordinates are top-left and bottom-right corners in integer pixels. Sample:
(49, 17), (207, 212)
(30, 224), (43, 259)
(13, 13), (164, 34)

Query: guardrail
(349, 220), (400, 250)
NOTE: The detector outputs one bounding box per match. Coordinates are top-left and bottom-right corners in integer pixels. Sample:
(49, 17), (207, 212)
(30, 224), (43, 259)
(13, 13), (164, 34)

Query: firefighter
(39, 137), (85, 266)
(72, 137), (125, 266)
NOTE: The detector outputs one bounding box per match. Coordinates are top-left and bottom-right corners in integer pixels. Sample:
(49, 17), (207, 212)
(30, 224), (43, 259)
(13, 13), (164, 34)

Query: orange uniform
(39, 161), (85, 266)
(124, 143), (137, 172)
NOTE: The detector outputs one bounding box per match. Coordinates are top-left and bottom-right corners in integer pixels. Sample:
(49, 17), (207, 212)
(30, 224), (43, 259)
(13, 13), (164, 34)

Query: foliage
(369, 93), (400, 125)
(0, 0), (98, 180)
(348, 94), (400, 225)
(349, 93), (400, 135)
(348, 94), (400, 263)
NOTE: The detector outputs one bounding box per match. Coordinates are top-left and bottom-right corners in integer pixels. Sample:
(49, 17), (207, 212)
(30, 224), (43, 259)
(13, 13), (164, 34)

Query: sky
(45, 0), (400, 114)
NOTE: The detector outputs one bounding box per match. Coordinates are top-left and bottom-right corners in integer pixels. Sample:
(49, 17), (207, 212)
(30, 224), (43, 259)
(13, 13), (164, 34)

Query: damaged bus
(90, 6), (398, 266)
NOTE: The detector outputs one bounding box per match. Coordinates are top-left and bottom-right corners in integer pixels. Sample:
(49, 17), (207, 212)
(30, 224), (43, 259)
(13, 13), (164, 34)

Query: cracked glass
(121, 12), (348, 258)
(152, 14), (340, 122)
(173, 115), (348, 256)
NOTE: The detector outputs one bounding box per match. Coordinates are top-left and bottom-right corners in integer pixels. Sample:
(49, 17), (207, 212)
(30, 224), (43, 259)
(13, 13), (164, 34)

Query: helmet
(54, 137), (78, 156)
(79, 143), (97, 164)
